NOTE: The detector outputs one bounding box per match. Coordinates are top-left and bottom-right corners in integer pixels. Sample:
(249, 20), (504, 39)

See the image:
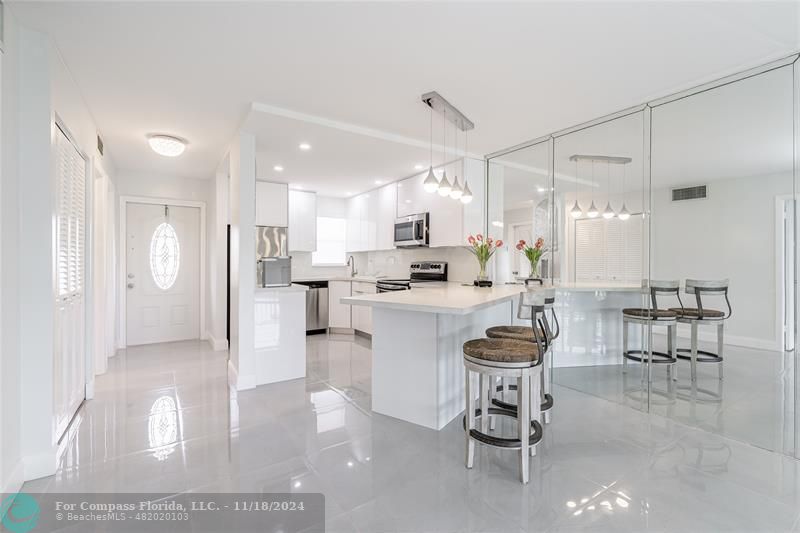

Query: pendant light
(437, 108), (452, 197)
(586, 160), (599, 218)
(449, 120), (463, 199)
(460, 127), (473, 204)
(423, 105), (440, 193)
(602, 161), (615, 219)
(618, 162), (631, 220)
(569, 158), (582, 218)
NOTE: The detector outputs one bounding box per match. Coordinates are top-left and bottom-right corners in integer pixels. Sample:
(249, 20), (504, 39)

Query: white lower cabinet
(351, 281), (375, 335)
(329, 281), (352, 329)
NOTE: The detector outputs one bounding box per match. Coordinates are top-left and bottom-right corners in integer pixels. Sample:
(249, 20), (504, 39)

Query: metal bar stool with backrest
(669, 279), (731, 381)
(622, 280), (682, 382)
(485, 283), (558, 424)
(462, 288), (550, 484)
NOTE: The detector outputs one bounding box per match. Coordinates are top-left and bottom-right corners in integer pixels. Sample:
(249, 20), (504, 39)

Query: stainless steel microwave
(394, 212), (429, 248)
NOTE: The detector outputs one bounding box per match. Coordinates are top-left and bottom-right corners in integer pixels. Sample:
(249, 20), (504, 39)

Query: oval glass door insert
(150, 222), (180, 290)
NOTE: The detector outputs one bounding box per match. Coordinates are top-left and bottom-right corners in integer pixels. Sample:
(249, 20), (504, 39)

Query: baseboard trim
(207, 333), (228, 352)
(328, 327), (355, 335)
(1, 459), (25, 496)
(656, 326), (781, 352)
(228, 360), (256, 391)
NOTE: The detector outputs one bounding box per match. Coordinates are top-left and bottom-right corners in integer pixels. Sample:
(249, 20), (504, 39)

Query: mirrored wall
(485, 56), (799, 458)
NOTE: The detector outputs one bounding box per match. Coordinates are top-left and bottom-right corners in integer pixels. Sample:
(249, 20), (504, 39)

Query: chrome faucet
(347, 255), (357, 277)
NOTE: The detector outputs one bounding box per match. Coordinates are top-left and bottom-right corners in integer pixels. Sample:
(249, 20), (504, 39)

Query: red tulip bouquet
(516, 237), (546, 279)
(467, 234), (503, 282)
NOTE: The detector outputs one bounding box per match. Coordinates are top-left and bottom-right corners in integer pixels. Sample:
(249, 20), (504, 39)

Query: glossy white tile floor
(554, 334), (798, 456)
(23, 335), (800, 532)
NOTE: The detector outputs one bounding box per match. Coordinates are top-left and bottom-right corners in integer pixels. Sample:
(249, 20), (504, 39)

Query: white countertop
(255, 284), (309, 294)
(292, 275), (385, 284)
(342, 281), (642, 315)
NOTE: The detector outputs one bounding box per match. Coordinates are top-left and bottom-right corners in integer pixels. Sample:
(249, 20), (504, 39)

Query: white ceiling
(8, 1), (799, 196)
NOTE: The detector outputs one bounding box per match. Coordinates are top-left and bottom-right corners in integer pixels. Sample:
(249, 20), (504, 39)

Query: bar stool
(485, 284), (558, 424)
(462, 291), (549, 484)
(622, 280), (681, 382)
(669, 279), (731, 381)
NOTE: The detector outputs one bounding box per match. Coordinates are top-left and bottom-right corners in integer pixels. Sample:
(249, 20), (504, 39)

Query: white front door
(126, 203), (200, 345)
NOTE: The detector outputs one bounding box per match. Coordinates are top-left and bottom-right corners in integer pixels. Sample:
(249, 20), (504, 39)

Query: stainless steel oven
(393, 212), (429, 248)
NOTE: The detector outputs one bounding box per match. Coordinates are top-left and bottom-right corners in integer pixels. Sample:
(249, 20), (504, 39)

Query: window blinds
(55, 124), (86, 298)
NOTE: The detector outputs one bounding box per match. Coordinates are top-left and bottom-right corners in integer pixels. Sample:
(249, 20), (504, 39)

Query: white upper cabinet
(376, 184), (397, 250)
(255, 181), (288, 227)
(395, 158), (485, 248)
(288, 189), (317, 252)
(346, 183), (397, 252)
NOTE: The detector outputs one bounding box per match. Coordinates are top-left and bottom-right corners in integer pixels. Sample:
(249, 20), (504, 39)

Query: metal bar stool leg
(465, 367), (475, 468)
(518, 371), (530, 484)
(690, 322), (699, 382)
(480, 374), (490, 434)
(622, 318), (629, 373)
(531, 368), (542, 457)
(672, 323), (678, 381)
(717, 322), (724, 380)
(666, 324), (673, 382)
(489, 376), (497, 431)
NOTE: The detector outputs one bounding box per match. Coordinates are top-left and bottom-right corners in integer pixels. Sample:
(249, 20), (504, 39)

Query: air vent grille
(96, 134), (104, 156)
(671, 185), (706, 202)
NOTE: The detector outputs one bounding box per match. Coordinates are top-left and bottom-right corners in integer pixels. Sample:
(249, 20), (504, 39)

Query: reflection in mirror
(549, 111), (650, 411)
(487, 141), (551, 284)
(649, 65), (794, 454)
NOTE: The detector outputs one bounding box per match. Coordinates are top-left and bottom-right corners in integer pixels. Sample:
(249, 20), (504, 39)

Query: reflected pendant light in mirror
(437, 108), (452, 196)
(570, 158), (582, 218)
(423, 105), (440, 193)
(449, 122), (463, 199)
(618, 162), (631, 220)
(602, 161), (615, 219)
(460, 128), (472, 204)
(586, 160), (599, 218)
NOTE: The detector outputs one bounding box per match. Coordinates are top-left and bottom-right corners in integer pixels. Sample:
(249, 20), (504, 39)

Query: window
(150, 222), (181, 290)
(312, 216), (347, 266)
(574, 217), (642, 283)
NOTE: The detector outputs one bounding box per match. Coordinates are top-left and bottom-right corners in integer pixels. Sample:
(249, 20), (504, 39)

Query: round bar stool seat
(668, 307), (725, 319)
(486, 325), (544, 342)
(463, 337), (543, 484)
(463, 338), (539, 364)
(622, 308), (677, 319)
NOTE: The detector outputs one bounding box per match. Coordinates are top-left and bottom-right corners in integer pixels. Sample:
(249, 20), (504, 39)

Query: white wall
(651, 172), (792, 350)
(0, 5), (24, 496)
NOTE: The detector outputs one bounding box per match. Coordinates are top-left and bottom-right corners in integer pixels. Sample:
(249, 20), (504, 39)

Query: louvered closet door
(54, 125), (87, 440)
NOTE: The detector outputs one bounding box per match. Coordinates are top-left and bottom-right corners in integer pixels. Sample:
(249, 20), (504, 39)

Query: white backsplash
(291, 252), (349, 280)
(351, 246), (478, 282)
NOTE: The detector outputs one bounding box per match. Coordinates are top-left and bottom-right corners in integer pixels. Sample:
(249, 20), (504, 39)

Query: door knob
(127, 283), (135, 289)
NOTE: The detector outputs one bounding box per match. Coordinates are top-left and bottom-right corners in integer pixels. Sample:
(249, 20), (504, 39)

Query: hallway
(22, 336), (800, 532)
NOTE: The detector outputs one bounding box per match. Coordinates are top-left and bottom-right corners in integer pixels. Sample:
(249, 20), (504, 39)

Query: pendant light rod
(421, 91), (475, 132)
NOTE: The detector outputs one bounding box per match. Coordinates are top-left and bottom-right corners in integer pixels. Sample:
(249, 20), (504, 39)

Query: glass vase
(477, 261), (488, 281)
(528, 260), (540, 279)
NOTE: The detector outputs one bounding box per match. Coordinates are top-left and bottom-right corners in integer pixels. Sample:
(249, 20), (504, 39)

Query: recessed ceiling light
(346, 191), (353, 196)
(414, 164), (425, 171)
(291, 184), (303, 190)
(148, 134), (186, 157)
(298, 143), (311, 151)
(375, 180), (384, 185)
(536, 186), (546, 193)
(273, 165), (284, 172)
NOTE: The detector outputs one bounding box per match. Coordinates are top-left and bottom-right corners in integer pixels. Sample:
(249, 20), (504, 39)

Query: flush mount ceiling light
(298, 142), (312, 151)
(273, 165), (284, 172)
(148, 135), (187, 157)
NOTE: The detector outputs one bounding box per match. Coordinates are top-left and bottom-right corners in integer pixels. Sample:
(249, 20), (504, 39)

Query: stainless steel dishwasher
(294, 281), (329, 334)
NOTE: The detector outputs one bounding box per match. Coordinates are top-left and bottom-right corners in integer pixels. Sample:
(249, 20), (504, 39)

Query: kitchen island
(344, 282), (642, 429)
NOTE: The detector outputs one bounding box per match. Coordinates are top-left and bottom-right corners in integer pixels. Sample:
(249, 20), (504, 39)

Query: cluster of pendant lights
(422, 106), (473, 204)
(569, 159), (631, 221)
